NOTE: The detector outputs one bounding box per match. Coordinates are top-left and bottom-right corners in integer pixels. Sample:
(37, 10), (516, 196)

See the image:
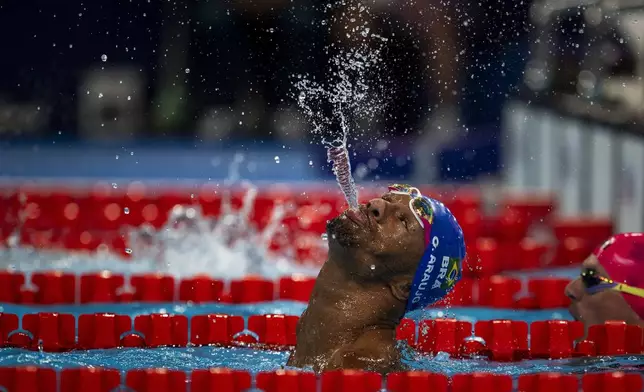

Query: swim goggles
(581, 267), (644, 299)
(387, 184), (434, 245)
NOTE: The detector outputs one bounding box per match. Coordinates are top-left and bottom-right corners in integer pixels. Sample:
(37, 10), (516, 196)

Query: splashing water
(327, 146), (358, 209)
(294, 3), (389, 209)
(0, 155), (322, 280)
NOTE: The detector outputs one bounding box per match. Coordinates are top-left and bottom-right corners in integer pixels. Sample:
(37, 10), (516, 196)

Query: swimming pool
(0, 269), (642, 372)
(0, 186), (643, 391)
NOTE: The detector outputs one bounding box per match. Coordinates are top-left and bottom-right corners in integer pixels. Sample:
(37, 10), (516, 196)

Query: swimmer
(565, 233), (644, 329)
(286, 184), (466, 374)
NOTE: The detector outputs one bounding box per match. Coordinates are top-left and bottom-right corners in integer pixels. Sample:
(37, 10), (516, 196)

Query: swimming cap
(594, 232), (644, 319)
(406, 197), (466, 312)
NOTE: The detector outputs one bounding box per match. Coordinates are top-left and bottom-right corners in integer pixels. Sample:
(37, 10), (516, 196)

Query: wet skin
(286, 192), (426, 374)
(565, 255), (643, 330)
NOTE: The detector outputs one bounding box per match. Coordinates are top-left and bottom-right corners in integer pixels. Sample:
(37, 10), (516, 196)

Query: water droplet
(98, 93), (103, 99)
(115, 155), (119, 160)
(6, 234), (19, 248)
(124, 207), (130, 215)
(431, 352), (450, 362)
(127, 96), (131, 101)
(274, 156), (280, 163)
(101, 54), (107, 62)
(321, 233), (328, 241)
(309, 160), (313, 166)
(370, 264), (375, 270)
(125, 248), (132, 254)
(185, 68), (190, 74)
(111, 183), (118, 189)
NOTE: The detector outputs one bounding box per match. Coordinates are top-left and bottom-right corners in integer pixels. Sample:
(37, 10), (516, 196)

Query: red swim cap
(593, 232), (644, 319)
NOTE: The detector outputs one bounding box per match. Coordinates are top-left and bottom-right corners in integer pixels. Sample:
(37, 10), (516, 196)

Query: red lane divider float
(408, 319), (642, 361)
(1, 312), (297, 351)
(474, 320), (529, 361)
(587, 321), (644, 356)
(9, 227), (595, 273)
(248, 314), (299, 348)
(518, 373), (580, 392)
(1, 313), (642, 360)
(582, 372), (644, 392)
(0, 367), (640, 392)
(321, 370), (383, 392)
(530, 320), (585, 359)
(0, 271), (297, 305)
(257, 369), (316, 392)
(387, 371), (449, 392)
(0, 187), (478, 235)
(126, 369), (187, 392)
(61, 368), (121, 392)
(452, 373), (514, 392)
(192, 368), (252, 391)
(0, 270), (574, 309)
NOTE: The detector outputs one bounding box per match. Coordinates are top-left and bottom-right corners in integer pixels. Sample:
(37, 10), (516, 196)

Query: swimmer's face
(565, 255), (642, 329)
(326, 192), (425, 273)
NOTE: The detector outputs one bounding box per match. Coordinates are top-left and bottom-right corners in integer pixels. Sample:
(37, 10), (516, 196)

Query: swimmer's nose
(565, 278), (584, 301)
(366, 198), (386, 223)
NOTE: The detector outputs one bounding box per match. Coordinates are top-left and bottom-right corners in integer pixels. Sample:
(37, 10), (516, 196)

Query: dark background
(0, 0), (533, 182)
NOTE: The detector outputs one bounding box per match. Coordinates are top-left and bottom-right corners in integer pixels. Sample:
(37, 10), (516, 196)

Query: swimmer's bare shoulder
(327, 328), (407, 374)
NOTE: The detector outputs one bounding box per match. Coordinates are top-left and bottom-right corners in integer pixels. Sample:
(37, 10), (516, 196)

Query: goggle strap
(582, 268), (644, 299)
(585, 278), (644, 300)
(613, 283), (644, 299)
(586, 282), (616, 294)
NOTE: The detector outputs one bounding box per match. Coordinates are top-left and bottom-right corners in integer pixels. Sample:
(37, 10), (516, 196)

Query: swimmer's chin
(568, 304), (581, 322)
(326, 216), (362, 248)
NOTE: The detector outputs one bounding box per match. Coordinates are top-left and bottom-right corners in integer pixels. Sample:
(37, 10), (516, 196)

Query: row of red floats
(4, 227), (331, 265)
(0, 185), (489, 234)
(0, 271), (314, 305)
(0, 183), (608, 239)
(0, 367), (641, 392)
(5, 229), (596, 277)
(397, 318), (643, 360)
(0, 312), (297, 351)
(0, 312), (641, 360)
(0, 270), (574, 309)
(0, 186), (612, 263)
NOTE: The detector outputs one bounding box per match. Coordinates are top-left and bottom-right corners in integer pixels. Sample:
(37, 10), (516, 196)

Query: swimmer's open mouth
(345, 208), (369, 227)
